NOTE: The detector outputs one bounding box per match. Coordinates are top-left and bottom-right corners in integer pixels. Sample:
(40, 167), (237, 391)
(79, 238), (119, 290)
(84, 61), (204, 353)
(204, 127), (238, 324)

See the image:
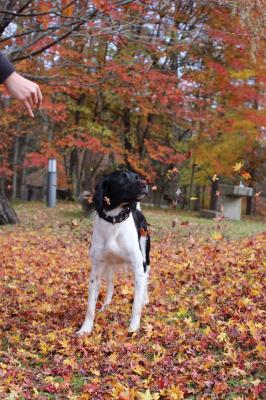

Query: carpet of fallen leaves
(0, 204), (266, 400)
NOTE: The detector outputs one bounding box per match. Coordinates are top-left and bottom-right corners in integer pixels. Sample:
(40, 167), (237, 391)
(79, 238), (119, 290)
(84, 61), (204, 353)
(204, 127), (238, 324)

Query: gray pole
(47, 159), (57, 208)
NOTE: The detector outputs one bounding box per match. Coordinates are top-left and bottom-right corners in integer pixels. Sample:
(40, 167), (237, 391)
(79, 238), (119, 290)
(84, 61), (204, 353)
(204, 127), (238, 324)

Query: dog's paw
(142, 297), (149, 307)
(76, 323), (93, 336)
(76, 328), (92, 336)
(128, 322), (140, 333)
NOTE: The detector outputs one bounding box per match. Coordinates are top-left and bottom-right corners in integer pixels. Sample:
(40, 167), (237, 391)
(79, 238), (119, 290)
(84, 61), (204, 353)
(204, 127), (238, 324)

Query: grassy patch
(143, 205), (265, 240)
(9, 201), (265, 241)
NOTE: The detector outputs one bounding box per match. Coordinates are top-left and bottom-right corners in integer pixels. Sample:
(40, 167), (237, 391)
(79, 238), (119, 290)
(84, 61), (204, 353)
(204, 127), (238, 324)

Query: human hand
(3, 72), (42, 117)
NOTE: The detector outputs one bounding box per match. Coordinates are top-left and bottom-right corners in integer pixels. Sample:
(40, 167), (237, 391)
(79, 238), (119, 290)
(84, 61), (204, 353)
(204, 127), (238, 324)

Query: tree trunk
(20, 135), (30, 200)
(12, 136), (19, 200)
(210, 180), (219, 211)
(70, 148), (79, 198)
(201, 185), (206, 209)
(123, 107), (131, 167)
(0, 190), (19, 225)
(246, 195), (253, 215)
(194, 185), (201, 211)
(246, 183), (255, 215)
(188, 162), (197, 210)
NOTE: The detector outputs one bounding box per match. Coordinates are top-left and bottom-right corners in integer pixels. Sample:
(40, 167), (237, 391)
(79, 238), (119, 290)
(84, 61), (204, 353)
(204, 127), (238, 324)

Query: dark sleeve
(0, 52), (15, 84)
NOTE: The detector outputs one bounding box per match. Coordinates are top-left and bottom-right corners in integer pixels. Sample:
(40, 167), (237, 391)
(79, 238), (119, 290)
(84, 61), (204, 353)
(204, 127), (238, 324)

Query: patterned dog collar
(98, 205), (131, 224)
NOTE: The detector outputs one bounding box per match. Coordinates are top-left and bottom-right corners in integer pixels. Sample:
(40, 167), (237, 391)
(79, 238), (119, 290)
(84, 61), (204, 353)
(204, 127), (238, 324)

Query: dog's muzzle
(137, 180), (148, 199)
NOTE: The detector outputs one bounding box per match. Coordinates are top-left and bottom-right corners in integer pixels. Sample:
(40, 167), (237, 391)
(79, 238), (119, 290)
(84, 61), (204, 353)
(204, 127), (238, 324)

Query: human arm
(0, 52), (42, 117)
(0, 52), (15, 83)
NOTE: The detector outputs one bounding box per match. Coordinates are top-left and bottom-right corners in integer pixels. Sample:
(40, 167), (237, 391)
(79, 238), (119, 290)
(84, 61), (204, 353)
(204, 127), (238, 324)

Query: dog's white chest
(101, 236), (129, 264)
(90, 213), (141, 266)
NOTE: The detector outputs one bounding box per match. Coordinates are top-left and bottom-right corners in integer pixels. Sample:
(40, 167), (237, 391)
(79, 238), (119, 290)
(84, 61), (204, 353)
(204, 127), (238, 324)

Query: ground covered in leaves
(1, 203), (265, 399)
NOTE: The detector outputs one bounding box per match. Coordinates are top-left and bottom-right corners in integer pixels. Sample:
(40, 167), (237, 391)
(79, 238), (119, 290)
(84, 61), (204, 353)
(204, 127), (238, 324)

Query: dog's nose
(139, 180), (147, 187)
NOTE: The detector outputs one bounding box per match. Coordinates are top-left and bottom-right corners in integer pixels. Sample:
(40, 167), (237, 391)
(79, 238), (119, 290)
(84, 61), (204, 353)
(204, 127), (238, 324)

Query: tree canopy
(0, 0), (265, 203)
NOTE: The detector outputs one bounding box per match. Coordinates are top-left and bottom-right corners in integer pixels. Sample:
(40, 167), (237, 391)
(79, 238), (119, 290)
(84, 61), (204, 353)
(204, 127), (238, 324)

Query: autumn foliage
(0, 0), (265, 203)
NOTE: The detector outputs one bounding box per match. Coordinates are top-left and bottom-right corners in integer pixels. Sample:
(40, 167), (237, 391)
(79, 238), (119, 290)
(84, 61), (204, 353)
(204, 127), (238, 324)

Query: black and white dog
(77, 170), (150, 334)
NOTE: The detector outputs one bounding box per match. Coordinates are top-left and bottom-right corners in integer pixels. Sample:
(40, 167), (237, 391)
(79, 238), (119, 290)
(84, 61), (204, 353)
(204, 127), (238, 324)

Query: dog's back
(132, 202), (150, 270)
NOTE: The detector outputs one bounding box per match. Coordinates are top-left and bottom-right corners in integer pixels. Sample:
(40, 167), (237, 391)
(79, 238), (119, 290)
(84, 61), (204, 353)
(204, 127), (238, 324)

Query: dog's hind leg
(142, 264), (149, 306)
(77, 262), (102, 335)
(139, 235), (150, 307)
(128, 262), (146, 332)
(99, 266), (114, 312)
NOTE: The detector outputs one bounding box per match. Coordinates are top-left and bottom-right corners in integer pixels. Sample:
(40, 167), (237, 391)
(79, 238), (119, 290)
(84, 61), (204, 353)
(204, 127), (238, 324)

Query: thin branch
(6, 0), (137, 62)
(0, 23), (75, 43)
(10, 19), (89, 62)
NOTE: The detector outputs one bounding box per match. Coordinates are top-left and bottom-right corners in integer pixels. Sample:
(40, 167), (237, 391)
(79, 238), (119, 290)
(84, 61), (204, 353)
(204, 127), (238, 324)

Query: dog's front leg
(128, 266), (147, 332)
(77, 263), (102, 335)
(100, 266), (114, 312)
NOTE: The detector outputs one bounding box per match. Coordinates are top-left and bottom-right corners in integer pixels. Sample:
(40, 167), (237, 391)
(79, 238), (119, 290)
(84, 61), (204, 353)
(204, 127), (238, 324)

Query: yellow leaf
(242, 298), (253, 306)
(39, 340), (50, 355)
(47, 332), (57, 342)
(63, 358), (77, 368)
(211, 231), (223, 241)
(232, 161), (244, 172)
(168, 384), (184, 399)
(39, 303), (52, 313)
(137, 389), (159, 400)
(250, 379), (261, 386)
(241, 171), (251, 180)
(111, 382), (129, 398)
(152, 342), (166, 364)
(184, 316), (194, 328)
(108, 352), (118, 364)
(90, 369), (101, 376)
(153, 351), (165, 364)
(203, 326), (211, 336)
(217, 332), (228, 342)
(9, 334), (20, 344)
(0, 363), (7, 371)
(59, 337), (69, 348)
(121, 285), (131, 295)
(71, 219), (79, 227)
(177, 307), (188, 318)
(212, 174), (219, 182)
(81, 336), (94, 346)
(45, 287), (55, 297)
(44, 376), (55, 383)
(143, 323), (153, 337)
(255, 342), (266, 355)
(133, 364), (146, 375)
(230, 68), (255, 80)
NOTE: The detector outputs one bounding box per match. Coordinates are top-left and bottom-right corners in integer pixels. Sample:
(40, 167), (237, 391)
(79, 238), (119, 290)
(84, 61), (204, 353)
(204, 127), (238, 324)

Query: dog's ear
(93, 179), (107, 215)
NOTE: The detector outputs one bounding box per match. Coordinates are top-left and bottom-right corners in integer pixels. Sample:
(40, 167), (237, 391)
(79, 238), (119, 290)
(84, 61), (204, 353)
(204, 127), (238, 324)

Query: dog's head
(94, 170), (148, 215)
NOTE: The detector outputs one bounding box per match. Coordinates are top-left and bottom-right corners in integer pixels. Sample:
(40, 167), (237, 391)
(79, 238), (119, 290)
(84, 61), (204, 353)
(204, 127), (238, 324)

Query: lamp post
(47, 159), (57, 208)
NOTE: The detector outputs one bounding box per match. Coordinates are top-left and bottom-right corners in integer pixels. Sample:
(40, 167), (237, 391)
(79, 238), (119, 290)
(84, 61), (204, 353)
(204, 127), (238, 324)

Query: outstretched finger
(31, 88), (38, 106)
(23, 99), (34, 118)
(37, 85), (43, 109)
(28, 93), (34, 108)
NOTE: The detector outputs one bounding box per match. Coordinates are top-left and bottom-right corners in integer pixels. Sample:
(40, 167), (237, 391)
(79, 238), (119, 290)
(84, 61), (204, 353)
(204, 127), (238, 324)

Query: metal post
(47, 159), (57, 208)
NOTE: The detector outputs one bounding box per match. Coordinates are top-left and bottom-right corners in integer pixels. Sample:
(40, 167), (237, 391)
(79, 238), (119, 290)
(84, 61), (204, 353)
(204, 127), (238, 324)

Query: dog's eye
(120, 173), (129, 183)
